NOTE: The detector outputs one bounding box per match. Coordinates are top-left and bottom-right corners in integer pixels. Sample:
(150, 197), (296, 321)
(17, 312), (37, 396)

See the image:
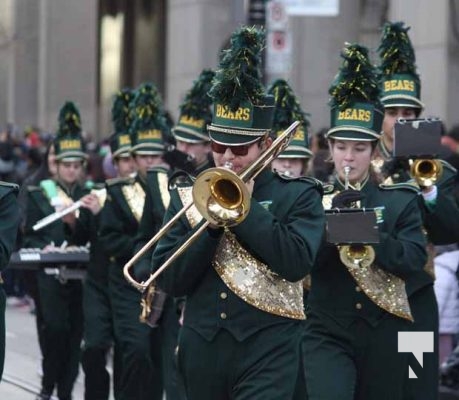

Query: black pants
(82, 276), (117, 400)
(303, 310), (411, 400)
(109, 262), (163, 400)
(177, 323), (302, 400)
(38, 272), (83, 400)
(405, 285), (439, 400)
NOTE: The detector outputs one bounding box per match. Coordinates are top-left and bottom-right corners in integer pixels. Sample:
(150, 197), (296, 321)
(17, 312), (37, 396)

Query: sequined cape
(308, 178), (427, 327)
(152, 169), (325, 341)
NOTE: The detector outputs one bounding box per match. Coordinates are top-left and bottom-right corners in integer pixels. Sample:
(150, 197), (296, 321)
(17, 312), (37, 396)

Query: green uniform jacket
(99, 175), (146, 266)
(23, 181), (92, 249)
(0, 182), (19, 270)
(152, 170), (325, 341)
(380, 156), (459, 295)
(309, 179), (427, 326)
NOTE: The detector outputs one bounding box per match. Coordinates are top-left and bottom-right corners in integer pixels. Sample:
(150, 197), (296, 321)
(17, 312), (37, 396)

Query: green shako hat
(268, 79), (312, 158)
(130, 82), (166, 155)
(208, 26), (275, 145)
(378, 22), (423, 110)
(54, 101), (87, 161)
(173, 69), (215, 144)
(327, 43), (383, 142)
(110, 88), (134, 158)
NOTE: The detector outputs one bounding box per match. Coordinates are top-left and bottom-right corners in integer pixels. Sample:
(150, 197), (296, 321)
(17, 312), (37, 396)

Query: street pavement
(0, 300), (86, 400)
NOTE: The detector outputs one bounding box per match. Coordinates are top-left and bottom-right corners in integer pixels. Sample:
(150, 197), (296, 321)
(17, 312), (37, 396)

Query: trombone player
(150, 26), (325, 400)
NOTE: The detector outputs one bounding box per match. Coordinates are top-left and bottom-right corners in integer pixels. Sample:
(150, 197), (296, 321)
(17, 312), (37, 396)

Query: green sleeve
(99, 191), (136, 260)
(152, 190), (220, 297)
(132, 188), (158, 281)
(374, 196), (427, 278)
(0, 190), (19, 270)
(423, 176), (459, 244)
(231, 186), (325, 282)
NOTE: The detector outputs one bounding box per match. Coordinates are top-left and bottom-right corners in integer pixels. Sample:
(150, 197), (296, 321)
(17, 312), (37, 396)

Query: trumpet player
(376, 22), (459, 399)
(24, 102), (102, 400)
(98, 83), (165, 400)
(151, 26), (324, 400)
(300, 44), (427, 400)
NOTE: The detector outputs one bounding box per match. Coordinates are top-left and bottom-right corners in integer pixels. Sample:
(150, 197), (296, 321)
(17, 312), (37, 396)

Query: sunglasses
(211, 138), (262, 156)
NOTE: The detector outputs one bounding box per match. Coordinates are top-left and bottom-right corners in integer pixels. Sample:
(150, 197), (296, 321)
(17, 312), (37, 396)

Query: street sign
(283, 0), (339, 16)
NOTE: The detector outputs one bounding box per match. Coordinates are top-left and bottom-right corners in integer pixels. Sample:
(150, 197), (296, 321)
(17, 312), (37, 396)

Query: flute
(32, 188), (106, 231)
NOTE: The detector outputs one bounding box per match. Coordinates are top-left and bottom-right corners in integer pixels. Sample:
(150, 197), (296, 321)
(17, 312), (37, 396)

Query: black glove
(331, 189), (365, 208)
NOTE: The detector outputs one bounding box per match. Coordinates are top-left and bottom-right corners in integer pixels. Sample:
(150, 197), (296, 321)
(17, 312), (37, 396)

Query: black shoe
(35, 392), (51, 400)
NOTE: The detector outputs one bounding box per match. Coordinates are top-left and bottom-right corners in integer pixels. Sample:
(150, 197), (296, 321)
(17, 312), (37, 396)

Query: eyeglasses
(210, 139), (261, 156)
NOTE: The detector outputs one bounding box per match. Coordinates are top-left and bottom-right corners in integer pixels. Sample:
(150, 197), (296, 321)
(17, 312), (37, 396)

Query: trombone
(123, 120), (301, 292)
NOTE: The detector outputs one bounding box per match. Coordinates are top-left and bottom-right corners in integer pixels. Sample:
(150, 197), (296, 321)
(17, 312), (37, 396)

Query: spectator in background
(434, 246), (459, 364)
(310, 127), (334, 182)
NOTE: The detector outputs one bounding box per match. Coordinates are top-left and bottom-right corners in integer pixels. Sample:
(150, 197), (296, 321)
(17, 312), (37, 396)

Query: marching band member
(133, 69), (215, 400)
(152, 26), (325, 400)
(302, 44), (427, 400)
(98, 83), (164, 400)
(81, 89), (135, 400)
(24, 102), (101, 400)
(376, 22), (459, 399)
(268, 79), (313, 179)
(0, 182), (20, 381)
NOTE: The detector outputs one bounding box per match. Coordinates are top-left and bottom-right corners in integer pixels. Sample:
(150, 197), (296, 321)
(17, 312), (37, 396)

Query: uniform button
(220, 292), (228, 299)
(355, 286), (361, 292)
(355, 303), (362, 310)
(220, 312), (227, 319)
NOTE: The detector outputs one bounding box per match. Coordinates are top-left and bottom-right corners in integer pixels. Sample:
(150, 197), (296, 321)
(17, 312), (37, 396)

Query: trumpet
(33, 188), (106, 231)
(410, 158), (443, 188)
(339, 165), (375, 267)
(123, 121), (301, 292)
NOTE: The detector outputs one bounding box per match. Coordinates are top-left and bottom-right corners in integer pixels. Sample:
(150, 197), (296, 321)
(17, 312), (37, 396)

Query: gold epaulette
(106, 176), (135, 187)
(0, 181), (19, 191)
(379, 181), (420, 193)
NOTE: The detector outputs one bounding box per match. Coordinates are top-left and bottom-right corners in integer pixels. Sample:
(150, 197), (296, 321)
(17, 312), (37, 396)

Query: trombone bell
(193, 168), (251, 227)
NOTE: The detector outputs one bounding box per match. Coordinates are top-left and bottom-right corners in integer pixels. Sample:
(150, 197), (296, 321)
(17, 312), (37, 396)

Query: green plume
(329, 43), (381, 110)
(180, 69), (215, 121)
(130, 82), (167, 133)
(268, 79), (310, 132)
(111, 88), (134, 134)
(378, 21), (419, 83)
(57, 101), (81, 136)
(208, 26), (266, 111)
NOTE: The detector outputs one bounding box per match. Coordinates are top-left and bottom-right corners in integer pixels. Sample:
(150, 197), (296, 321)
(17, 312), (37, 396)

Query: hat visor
(173, 128), (209, 144)
(278, 146), (313, 159)
(208, 124), (268, 145)
(382, 95), (424, 110)
(326, 127), (381, 141)
(56, 151), (88, 162)
(131, 143), (164, 156)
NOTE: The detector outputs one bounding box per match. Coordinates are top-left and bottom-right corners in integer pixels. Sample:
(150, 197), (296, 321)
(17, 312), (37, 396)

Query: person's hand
(60, 204), (77, 226)
(331, 189), (365, 208)
(80, 193), (102, 215)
